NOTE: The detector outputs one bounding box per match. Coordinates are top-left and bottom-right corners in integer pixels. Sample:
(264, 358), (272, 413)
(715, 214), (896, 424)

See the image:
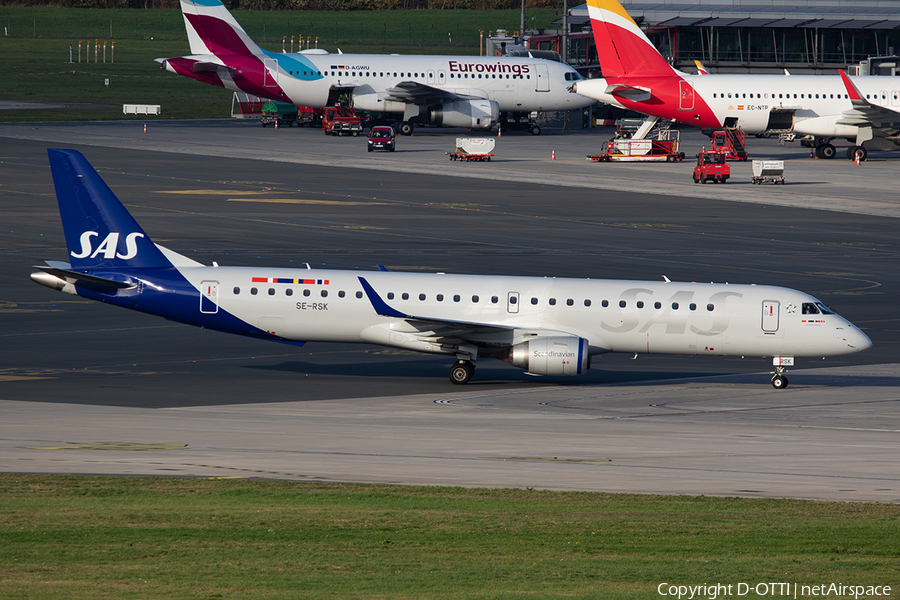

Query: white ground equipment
(448, 138), (495, 162)
(751, 160), (785, 184)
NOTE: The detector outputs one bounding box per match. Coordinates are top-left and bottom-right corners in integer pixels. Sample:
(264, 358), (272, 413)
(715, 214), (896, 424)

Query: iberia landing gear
(449, 360), (475, 385)
(771, 356), (793, 389)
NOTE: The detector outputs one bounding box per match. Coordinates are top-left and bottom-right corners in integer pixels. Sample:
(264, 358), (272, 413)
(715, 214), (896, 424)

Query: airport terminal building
(523, 0), (900, 75)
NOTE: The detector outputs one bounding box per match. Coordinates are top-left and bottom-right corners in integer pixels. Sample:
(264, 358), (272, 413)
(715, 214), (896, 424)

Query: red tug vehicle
(692, 148), (731, 184)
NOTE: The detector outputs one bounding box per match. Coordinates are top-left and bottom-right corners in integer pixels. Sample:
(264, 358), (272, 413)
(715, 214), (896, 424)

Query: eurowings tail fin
(180, 0), (263, 58)
(47, 149), (173, 270)
(586, 0), (675, 78)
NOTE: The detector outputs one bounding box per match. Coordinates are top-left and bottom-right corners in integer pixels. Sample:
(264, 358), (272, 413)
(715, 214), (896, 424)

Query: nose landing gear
(771, 356), (793, 389)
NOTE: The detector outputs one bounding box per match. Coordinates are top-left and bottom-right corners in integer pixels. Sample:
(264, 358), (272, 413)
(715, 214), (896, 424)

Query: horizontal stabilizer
(32, 265), (134, 289)
(606, 83), (651, 102)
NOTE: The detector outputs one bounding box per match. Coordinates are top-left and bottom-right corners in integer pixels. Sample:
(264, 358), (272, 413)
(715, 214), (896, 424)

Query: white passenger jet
(157, 0), (593, 135)
(570, 0), (900, 160)
(32, 150), (871, 387)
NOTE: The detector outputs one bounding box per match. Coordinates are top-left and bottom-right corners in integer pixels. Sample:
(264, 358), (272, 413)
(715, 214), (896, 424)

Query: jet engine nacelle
(430, 99), (500, 129)
(791, 116), (857, 139)
(509, 336), (589, 376)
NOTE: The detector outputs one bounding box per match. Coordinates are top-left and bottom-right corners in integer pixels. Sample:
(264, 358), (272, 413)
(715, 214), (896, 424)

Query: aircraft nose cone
(852, 327), (873, 352)
(841, 323), (872, 353)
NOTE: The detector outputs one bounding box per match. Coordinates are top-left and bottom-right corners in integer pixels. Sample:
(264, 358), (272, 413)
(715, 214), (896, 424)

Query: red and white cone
(497, 127), (501, 138)
(274, 119), (279, 130)
(551, 149), (556, 160)
(143, 123), (147, 134)
(809, 147), (814, 158)
(855, 152), (861, 166)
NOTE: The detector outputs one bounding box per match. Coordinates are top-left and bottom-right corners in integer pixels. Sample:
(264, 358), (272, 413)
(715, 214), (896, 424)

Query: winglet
(358, 276), (408, 318)
(839, 70), (864, 102)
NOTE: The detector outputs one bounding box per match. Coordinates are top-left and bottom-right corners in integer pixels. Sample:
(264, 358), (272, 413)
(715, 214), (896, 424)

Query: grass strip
(1, 474), (898, 599)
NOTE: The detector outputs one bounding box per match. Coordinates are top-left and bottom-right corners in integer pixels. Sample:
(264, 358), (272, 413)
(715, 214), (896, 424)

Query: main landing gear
(449, 360), (475, 385)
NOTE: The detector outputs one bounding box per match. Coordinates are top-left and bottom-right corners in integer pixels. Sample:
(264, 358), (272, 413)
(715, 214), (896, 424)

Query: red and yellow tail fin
(586, 0), (674, 78)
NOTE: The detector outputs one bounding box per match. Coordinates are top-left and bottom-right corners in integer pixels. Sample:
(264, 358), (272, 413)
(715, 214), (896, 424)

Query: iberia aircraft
(157, 0), (593, 136)
(33, 150), (871, 387)
(570, 0), (900, 160)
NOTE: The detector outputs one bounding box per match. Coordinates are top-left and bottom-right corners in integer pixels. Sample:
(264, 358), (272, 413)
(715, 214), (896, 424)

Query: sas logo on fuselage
(71, 231), (144, 259)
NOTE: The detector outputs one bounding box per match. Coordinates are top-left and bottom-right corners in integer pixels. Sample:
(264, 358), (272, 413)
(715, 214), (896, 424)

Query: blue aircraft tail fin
(48, 149), (173, 270)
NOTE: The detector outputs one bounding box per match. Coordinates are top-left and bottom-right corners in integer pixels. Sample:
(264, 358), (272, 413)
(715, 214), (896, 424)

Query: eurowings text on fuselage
(32, 150), (871, 387)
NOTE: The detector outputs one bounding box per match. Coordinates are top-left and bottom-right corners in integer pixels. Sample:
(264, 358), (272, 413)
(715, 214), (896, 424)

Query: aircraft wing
(837, 70), (900, 130)
(358, 276), (513, 339)
(384, 81), (484, 105)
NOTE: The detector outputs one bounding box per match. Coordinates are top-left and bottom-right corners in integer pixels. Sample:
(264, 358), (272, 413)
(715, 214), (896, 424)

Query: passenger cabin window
(286, 289), (293, 297)
(472, 295), (479, 303)
(654, 302), (661, 309)
(707, 304), (715, 311)
(401, 292), (409, 300)
(453, 295), (461, 302)
(339, 290), (346, 298)
(690, 303), (697, 311)
(437, 294), (444, 302)
(531, 297), (538, 305)
(491, 296), (498, 304)
(584, 299), (591, 307)
(602, 300), (609, 307)
(419, 293), (426, 301)
(268, 288), (275, 296)
(566, 299), (574, 306)
(387, 292), (394, 300)
(637, 301), (644, 309)
(303, 289), (311, 297)
(549, 298), (556, 306)
(234, 287), (240, 295)
(356, 291), (363, 299)
(251, 288), (258, 295)
(619, 300), (626, 308)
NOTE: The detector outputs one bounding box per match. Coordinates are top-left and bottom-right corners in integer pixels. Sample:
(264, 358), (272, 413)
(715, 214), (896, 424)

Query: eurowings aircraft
(33, 150), (871, 388)
(570, 0), (900, 160)
(157, 0), (593, 136)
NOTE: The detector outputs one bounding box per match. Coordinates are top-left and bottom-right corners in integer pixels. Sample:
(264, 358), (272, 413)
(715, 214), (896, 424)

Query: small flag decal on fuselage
(252, 277), (330, 285)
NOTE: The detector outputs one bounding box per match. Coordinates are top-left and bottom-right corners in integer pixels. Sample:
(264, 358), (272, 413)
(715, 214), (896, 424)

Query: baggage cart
(448, 138), (495, 162)
(751, 160), (785, 184)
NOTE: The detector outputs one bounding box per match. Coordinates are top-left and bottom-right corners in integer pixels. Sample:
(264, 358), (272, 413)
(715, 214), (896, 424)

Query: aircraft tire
(399, 122), (413, 136)
(772, 375), (789, 389)
(530, 125), (541, 136)
(820, 144), (836, 159)
(849, 146), (867, 162)
(449, 361), (474, 385)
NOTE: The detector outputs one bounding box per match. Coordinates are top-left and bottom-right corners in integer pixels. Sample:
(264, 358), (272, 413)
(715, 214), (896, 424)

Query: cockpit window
(801, 303), (819, 315)
(564, 72), (584, 81)
(815, 302), (835, 315)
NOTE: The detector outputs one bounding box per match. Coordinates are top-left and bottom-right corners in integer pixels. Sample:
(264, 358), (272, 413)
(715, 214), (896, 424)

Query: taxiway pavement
(1, 129), (898, 501)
